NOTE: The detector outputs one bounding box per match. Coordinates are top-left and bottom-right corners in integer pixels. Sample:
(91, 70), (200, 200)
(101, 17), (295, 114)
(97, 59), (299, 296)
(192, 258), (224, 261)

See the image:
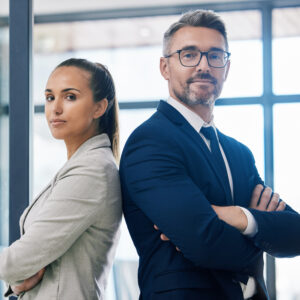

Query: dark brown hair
(163, 9), (228, 55)
(55, 58), (119, 160)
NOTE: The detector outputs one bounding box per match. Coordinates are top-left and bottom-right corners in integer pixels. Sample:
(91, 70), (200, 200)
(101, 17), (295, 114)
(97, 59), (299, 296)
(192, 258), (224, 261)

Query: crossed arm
(156, 184), (286, 246)
(212, 184), (285, 231)
(10, 269), (45, 295)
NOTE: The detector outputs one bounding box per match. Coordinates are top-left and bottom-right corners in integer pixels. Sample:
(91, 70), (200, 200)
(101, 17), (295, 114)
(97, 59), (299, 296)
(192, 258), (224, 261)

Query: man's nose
(195, 53), (210, 72)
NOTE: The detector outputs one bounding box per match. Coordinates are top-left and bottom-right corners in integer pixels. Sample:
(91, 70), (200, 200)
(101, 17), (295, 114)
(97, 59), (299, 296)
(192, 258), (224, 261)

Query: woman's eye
(45, 95), (54, 102)
(66, 94), (76, 101)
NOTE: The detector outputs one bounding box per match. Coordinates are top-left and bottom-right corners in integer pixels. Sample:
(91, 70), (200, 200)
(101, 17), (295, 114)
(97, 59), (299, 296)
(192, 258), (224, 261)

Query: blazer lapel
(19, 180), (53, 235)
(157, 101), (232, 205)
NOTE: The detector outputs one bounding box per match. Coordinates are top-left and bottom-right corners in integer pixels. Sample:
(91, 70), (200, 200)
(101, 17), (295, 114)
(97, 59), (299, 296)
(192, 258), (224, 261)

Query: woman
(0, 58), (122, 299)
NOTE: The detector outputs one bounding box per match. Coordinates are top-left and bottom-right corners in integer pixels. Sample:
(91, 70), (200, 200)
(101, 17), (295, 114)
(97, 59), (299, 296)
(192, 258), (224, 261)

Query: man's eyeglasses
(164, 49), (231, 68)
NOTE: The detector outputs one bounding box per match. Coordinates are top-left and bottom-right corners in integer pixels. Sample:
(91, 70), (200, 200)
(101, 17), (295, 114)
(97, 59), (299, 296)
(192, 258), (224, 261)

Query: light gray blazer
(0, 134), (122, 299)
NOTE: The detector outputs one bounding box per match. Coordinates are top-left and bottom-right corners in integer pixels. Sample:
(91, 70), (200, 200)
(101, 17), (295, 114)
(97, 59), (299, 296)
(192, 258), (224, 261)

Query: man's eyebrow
(210, 47), (226, 52)
(181, 45), (199, 51)
(180, 46), (226, 52)
(44, 88), (81, 93)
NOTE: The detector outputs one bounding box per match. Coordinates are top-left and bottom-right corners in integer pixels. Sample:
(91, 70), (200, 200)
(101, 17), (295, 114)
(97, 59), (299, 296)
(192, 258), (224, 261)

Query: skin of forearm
(211, 205), (248, 232)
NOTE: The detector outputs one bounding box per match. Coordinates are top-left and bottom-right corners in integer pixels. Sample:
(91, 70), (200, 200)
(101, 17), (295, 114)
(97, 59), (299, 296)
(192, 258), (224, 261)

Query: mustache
(187, 73), (217, 85)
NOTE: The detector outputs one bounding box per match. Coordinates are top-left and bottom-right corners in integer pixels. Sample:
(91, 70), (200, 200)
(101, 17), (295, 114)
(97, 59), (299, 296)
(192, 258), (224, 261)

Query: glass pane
(274, 103), (300, 300)
(33, 114), (66, 197)
(221, 39), (262, 98)
(33, 46), (168, 104)
(219, 10), (263, 98)
(214, 104), (264, 177)
(33, 10), (262, 105)
(273, 7), (300, 95)
(33, 16), (177, 104)
(119, 108), (155, 149)
(0, 21), (9, 296)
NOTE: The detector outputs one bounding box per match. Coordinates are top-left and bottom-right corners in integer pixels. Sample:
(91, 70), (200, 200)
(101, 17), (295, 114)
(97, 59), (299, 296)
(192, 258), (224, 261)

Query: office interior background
(1, 0), (300, 299)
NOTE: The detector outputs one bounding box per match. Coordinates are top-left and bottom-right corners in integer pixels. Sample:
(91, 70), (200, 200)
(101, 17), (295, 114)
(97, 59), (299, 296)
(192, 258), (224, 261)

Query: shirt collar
(166, 96), (215, 132)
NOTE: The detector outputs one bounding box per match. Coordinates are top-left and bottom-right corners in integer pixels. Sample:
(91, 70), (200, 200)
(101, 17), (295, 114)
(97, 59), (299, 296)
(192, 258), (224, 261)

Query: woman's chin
(49, 132), (65, 140)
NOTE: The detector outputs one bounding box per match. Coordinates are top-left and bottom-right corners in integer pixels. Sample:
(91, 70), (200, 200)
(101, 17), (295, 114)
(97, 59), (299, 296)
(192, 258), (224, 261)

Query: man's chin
(188, 94), (215, 107)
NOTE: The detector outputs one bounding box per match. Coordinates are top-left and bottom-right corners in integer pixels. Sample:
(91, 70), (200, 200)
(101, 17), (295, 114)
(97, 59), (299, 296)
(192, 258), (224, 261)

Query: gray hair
(163, 9), (228, 56)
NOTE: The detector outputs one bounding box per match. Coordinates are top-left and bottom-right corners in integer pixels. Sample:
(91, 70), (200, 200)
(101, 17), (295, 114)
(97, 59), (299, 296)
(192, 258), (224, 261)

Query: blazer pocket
(154, 269), (217, 293)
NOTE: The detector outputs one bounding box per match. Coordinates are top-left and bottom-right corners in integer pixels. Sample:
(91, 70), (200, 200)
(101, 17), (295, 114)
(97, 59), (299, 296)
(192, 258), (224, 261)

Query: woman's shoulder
(57, 141), (118, 185)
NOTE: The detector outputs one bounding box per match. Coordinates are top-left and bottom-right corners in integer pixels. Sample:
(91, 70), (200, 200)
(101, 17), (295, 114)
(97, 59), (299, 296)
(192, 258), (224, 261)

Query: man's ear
(160, 57), (170, 80)
(93, 98), (108, 119)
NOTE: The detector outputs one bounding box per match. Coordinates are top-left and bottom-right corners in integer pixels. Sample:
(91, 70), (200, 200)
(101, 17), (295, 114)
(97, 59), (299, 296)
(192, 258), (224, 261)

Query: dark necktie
(201, 127), (247, 285)
(200, 126), (232, 200)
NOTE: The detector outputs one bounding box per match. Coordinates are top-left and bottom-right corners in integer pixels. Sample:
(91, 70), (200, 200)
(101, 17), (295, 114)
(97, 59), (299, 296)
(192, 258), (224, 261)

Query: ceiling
(0, 0), (253, 16)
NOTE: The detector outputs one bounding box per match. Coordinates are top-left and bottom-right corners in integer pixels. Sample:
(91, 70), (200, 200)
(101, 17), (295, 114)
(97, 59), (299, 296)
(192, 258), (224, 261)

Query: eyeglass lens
(179, 50), (228, 67)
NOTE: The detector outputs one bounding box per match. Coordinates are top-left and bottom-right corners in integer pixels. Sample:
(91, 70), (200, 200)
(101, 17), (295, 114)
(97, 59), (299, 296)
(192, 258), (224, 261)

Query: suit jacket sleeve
(0, 156), (120, 285)
(121, 125), (262, 273)
(248, 204), (300, 257)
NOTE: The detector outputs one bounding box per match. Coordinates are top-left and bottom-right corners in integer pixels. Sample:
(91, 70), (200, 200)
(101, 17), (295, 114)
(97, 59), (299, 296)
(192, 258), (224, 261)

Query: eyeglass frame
(164, 48), (231, 68)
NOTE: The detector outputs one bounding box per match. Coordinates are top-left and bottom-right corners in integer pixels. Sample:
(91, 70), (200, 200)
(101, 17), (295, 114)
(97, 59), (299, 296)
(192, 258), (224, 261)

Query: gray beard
(174, 85), (218, 108)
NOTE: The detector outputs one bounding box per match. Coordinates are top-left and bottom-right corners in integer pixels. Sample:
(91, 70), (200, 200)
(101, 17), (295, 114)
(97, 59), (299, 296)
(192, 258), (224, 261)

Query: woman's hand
(11, 268), (46, 295)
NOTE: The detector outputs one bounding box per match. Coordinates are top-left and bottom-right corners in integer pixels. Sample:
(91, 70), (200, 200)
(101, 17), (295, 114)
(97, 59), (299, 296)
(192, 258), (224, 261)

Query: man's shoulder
(129, 108), (175, 140)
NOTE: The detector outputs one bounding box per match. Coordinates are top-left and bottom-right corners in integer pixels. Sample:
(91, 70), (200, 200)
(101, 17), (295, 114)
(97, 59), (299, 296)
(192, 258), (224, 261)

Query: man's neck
(174, 98), (214, 124)
(191, 103), (214, 124)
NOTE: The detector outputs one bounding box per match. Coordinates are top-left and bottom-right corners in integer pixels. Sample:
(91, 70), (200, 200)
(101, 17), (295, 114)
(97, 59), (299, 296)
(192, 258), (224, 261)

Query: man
(120, 10), (300, 300)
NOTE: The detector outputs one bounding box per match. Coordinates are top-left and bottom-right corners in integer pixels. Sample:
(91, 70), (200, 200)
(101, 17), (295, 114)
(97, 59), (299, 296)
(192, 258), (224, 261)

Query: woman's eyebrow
(45, 88), (81, 93)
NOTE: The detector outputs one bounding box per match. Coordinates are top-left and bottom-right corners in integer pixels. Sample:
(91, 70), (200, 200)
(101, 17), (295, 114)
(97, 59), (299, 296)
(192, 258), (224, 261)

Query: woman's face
(45, 66), (105, 145)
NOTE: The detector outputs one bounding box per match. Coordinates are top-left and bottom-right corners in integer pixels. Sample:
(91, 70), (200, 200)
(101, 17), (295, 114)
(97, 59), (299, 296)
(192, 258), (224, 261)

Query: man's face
(160, 26), (230, 108)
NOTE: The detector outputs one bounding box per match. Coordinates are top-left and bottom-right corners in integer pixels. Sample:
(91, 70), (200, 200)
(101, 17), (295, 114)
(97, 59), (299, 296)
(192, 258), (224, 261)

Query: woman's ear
(93, 98), (108, 119)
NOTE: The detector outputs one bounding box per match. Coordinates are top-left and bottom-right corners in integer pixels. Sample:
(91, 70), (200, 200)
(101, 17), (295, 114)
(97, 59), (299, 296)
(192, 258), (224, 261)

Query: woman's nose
(52, 98), (63, 114)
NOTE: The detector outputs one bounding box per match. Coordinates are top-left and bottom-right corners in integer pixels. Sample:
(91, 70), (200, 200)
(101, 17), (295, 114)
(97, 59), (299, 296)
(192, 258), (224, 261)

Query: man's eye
(182, 51), (198, 59)
(209, 52), (222, 60)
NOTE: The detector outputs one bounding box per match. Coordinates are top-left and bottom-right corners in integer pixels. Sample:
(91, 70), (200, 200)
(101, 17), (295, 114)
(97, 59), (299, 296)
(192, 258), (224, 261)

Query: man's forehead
(170, 26), (226, 50)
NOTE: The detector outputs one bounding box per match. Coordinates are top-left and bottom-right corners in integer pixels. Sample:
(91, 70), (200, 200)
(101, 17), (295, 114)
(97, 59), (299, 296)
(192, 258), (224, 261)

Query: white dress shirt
(166, 97), (257, 299)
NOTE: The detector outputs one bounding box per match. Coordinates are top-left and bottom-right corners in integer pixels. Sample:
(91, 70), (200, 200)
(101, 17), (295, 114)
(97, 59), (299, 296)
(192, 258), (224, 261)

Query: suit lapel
(157, 101), (232, 205)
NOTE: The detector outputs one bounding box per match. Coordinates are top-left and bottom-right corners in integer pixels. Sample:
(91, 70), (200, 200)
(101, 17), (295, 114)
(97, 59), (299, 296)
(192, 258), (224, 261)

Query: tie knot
(200, 126), (216, 141)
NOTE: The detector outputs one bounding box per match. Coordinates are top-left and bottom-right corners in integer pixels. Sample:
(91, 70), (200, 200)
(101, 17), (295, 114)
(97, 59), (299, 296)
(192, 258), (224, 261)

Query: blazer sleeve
(248, 204), (300, 257)
(120, 126), (261, 273)
(0, 156), (121, 285)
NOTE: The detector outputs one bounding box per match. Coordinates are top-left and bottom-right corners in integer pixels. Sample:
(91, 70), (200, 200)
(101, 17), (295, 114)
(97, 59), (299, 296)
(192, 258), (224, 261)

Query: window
(273, 8), (300, 95)
(0, 19), (9, 296)
(219, 10), (263, 98)
(214, 104), (264, 176)
(274, 103), (300, 300)
(32, 8), (266, 299)
(4, 2), (300, 299)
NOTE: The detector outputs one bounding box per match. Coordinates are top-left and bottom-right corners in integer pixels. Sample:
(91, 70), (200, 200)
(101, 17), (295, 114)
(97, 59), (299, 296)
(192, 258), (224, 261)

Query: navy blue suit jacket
(120, 101), (300, 300)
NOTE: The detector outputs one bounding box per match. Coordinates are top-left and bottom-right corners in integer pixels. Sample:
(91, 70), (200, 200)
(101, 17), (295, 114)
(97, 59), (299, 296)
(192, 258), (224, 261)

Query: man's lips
(187, 75), (217, 85)
(190, 79), (214, 83)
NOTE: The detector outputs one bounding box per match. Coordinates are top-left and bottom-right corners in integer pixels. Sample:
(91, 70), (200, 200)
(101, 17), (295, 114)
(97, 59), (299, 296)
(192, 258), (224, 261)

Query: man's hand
(154, 225), (181, 251)
(250, 184), (285, 211)
(11, 268), (46, 295)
